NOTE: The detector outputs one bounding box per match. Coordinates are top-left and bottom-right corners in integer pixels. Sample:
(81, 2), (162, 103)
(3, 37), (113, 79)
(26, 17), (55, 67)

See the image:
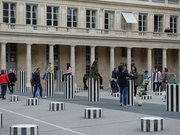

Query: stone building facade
(0, 0), (180, 89)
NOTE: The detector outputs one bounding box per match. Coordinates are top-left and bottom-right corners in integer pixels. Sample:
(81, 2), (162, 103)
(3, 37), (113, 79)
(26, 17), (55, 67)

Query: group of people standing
(111, 64), (138, 106)
(0, 69), (17, 99)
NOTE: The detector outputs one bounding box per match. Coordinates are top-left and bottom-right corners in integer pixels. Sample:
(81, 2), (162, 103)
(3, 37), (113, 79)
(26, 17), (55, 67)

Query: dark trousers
(1, 84), (7, 99)
(134, 85), (137, 96)
(62, 73), (72, 81)
(33, 84), (42, 98)
(153, 82), (159, 92)
(8, 83), (15, 94)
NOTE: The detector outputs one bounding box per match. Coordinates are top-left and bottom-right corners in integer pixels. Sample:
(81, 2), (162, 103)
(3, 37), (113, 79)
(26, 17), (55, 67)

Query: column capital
(0, 42), (7, 45)
(70, 44), (76, 47)
(49, 44), (55, 46)
(26, 43), (33, 46)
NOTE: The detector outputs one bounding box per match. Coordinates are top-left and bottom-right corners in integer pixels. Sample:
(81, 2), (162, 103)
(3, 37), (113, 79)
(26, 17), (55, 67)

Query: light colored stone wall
(75, 46), (86, 87)
(97, 47), (110, 87)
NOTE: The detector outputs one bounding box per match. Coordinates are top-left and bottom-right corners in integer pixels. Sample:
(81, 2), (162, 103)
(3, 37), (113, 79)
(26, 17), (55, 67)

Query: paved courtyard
(0, 89), (180, 135)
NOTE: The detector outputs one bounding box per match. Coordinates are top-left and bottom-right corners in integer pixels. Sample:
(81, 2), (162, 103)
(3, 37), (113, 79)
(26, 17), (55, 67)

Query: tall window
(154, 15), (163, 32)
(139, 13), (147, 32)
(104, 11), (114, 30)
(3, 3), (16, 23)
(67, 8), (77, 27)
(26, 5), (37, 25)
(47, 6), (58, 26)
(170, 16), (178, 33)
(86, 9), (96, 28)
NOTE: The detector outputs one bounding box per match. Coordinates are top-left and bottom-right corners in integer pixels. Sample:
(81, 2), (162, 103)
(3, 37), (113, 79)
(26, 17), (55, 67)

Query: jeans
(33, 84), (42, 98)
(1, 84), (7, 99)
(119, 86), (128, 105)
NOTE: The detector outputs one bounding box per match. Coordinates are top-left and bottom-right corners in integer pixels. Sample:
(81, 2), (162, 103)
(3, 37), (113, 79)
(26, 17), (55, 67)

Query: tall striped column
(167, 84), (180, 112)
(88, 78), (99, 102)
(0, 112), (2, 128)
(56, 70), (64, 92)
(128, 80), (134, 106)
(64, 75), (74, 99)
(20, 71), (26, 93)
(10, 124), (39, 135)
(46, 73), (54, 96)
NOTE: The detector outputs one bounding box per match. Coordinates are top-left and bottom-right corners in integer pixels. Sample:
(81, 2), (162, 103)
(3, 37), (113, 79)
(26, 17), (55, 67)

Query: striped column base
(155, 92), (163, 96)
(9, 95), (21, 102)
(49, 102), (65, 111)
(84, 108), (102, 119)
(0, 112), (2, 128)
(74, 90), (79, 94)
(141, 95), (152, 100)
(10, 124), (38, 135)
(26, 98), (39, 106)
(112, 93), (120, 97)
(141, 117), (164, 132)
(76, 87), (83, 91)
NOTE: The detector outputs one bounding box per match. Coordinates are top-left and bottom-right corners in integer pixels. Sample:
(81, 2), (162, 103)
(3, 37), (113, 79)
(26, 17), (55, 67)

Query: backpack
(111, 80), (119, 93)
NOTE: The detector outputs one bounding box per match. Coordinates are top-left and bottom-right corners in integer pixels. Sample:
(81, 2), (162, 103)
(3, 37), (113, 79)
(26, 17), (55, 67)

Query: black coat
(117, 71), (129, 87)
(8, 72), (17, 83)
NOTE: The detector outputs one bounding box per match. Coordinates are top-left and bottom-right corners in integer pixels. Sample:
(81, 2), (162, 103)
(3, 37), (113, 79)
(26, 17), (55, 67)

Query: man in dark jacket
(32, 68), (43, 98)
(8, 69), (17, 94)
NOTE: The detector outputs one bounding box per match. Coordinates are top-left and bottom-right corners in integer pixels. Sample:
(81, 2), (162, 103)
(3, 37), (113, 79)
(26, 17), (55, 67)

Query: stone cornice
(0, 31), (180, 49)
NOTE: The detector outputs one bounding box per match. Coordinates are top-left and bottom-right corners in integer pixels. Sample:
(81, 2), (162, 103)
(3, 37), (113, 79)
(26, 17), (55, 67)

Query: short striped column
(112, 92), (120, 97)
(128, 80), (134, 106)
(64, 75), (74, 99)
(0, 112), (2, 128)
(84, 108), (102, 119)
(167, 84), (180, 112)
(20, 71), (26, 93)
(46, 73), (54, 96)
(141, 95), (152, 100)
(56, 70), (64, 92)
(9, 95), (20, 102)
(26, 98), (39, 106)
(10, 124), (39, 135)
(49, 102), (65, 111)
(141, 117), (164, 132)
(88, 78), (99, 102)
(155, 92), (163, 96)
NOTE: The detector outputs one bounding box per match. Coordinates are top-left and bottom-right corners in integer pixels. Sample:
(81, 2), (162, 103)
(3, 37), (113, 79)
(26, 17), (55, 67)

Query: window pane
(67, 22), (71, 27)
(86, 10), (90, 15)
(47, 20), (51, 25)
(3, 3), (8, 9)
(26, 19), (30, 24)
(3, 10), (8, 16)
(86, 23), (90, 28)
(32, 19), (37, 25)
(11, 18), (15, 23)
(54, 21), (58, 26)
(73, 22), (77, 27)
(47, 6), (51, 12)
(3, 17), (8, 23)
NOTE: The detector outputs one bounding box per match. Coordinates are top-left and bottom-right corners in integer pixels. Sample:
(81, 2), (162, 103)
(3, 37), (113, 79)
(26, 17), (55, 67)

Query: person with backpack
(0, 70), (10, 99)
(8, 69), (17, 94)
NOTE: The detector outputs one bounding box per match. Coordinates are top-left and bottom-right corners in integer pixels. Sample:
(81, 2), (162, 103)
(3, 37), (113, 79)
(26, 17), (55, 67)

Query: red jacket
(0, 74), (9, 84)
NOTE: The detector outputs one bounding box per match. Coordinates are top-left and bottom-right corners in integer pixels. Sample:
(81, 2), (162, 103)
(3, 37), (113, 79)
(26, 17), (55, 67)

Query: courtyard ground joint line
(0, 107), (87, 135)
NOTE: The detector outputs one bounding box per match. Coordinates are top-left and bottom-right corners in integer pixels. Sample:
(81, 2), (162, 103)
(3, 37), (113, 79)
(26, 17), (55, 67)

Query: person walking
(0, 70), (10, 99)
(143, 70), (150, 93)
(162, 67), (170, 91)
(32, 68), (43, 98)
(8, 69), (17, 94)
(117, 64), (129, 106)
(152, 68), (159, 92)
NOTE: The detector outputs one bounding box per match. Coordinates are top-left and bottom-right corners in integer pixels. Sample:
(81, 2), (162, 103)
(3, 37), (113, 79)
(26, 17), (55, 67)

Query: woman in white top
(62, 63), (72, 81)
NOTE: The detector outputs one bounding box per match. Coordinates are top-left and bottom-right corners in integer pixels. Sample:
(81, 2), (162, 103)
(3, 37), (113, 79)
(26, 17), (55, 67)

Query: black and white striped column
(26, 98), (39, 106)
(155, 92), (163, 95)
(112, 93), (120, 97)
(9, 95), (20, 102)
(167, 84), (180, 112)
(56, 70), (64, 92)
(128, 80), (134, 106)
(49, 102), (65, 111)
(20, 71), (26, 93)
(141, 117), (164, 132)
(10, 124), (39, 135)
(84, 108), (102, 119)
(142, 95), (152, 100)
(46, 73), (54, 97)
(88, 78), (99, 102)
(0, 112), (2, 128)
(64, 75), (74, 99)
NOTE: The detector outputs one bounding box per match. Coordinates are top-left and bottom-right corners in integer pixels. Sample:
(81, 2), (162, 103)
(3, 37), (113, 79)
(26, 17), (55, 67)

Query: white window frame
(67, 8), (77, 28)
(26, 4), (37, 25)
(47, 6), (58, 26)
(170, 16), (178, 33)
(3, 2), (16, 23)
(139, 13), (147, 32)
(154, 15), (163, 32)
(86, 9), (96, 29)
(104, 11), (114, 30)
